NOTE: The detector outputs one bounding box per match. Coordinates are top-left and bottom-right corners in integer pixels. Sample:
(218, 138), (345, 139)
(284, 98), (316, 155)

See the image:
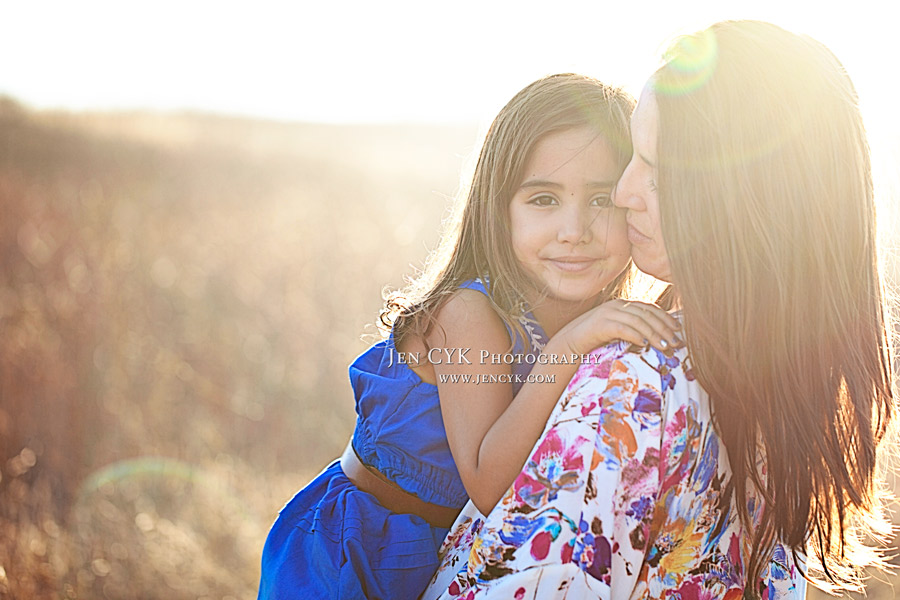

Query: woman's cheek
(606, 208), (631, 254)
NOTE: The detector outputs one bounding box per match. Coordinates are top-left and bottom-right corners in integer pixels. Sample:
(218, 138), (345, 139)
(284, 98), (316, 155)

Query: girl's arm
(429, 289), (680, 514)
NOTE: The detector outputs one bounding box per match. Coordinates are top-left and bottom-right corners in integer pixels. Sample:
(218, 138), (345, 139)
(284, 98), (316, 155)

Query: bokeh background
(1, 1), (898, 598)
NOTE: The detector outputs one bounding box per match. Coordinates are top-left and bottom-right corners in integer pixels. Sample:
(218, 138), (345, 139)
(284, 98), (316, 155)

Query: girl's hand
(556, 300), (681, 356)
(430, 292), (680, 514)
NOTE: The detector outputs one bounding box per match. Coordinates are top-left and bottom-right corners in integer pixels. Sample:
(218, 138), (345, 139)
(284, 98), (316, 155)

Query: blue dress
(258, 281), (547, 599)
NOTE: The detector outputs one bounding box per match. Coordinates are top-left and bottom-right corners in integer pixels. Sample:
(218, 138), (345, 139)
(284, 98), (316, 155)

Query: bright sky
(3, 0), (897, 132)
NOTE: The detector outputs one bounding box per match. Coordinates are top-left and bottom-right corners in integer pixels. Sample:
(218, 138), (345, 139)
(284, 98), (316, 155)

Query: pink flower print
(568, 343), (624, 387)
(531, 530), (553, 560)
(674, 577), (727, 600)
(561, 539), (575, 563)
(514, 429), (585, 509)
(676, 580), (702, 600)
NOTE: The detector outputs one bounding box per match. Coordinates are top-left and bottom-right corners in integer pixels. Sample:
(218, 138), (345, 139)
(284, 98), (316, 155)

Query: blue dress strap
(458, 279), (513, 341)
(454, 279), (547, 396)
(456, 279), (546, 354)
(457, 278), (490, 295)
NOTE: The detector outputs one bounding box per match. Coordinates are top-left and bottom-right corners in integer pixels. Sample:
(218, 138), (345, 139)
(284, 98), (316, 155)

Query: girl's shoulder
(455, 278), (547, 354)
(427, 283), (507, 345)
(432, 279), (503, 325)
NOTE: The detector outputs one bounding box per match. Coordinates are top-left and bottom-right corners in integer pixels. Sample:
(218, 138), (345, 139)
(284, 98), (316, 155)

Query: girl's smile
(544, 256), (599, 273)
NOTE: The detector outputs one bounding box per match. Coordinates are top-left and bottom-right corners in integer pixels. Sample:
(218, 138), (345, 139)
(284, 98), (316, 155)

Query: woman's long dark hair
(654, 20), (894, 593)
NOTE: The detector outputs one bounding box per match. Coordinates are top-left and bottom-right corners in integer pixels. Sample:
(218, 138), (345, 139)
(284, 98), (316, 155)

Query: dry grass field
(0, 96), (896, 599)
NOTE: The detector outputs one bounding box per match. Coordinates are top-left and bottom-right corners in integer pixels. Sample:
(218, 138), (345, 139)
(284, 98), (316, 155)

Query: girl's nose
(557, 205), (592, 245)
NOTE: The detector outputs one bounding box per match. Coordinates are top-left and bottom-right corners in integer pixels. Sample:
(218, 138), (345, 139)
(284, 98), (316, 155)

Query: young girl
(257, 74), (680, 600)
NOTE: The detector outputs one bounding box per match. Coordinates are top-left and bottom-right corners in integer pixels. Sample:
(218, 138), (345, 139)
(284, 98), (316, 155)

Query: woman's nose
(613, 163), (642, 211)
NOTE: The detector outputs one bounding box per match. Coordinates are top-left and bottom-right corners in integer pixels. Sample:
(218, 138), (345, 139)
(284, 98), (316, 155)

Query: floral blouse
(422, 342), (806, 599)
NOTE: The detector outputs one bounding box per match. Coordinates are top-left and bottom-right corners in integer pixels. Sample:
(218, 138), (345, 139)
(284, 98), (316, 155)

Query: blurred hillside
(0, 97), (896, 599)
(0, 97), (477, 598)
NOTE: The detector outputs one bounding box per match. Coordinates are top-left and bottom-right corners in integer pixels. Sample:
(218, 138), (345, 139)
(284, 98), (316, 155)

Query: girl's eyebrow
(519, 179), (616, 190)
(519, 179), (562, 189)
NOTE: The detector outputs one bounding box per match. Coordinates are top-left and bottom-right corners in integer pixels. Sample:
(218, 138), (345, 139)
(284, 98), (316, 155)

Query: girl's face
(613, 87), (671, 281)
(508, 126), (630, 308)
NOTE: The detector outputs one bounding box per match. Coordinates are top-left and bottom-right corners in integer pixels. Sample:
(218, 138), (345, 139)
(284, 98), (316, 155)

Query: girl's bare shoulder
(427, 287), (508, 348)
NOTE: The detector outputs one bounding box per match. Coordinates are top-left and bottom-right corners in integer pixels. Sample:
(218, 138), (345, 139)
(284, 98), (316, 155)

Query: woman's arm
(421, 344), (665, 600)
(429, 289), (678, 514)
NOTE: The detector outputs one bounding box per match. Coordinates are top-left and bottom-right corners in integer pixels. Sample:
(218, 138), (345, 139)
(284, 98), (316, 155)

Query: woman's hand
(555, 299), (682, 357)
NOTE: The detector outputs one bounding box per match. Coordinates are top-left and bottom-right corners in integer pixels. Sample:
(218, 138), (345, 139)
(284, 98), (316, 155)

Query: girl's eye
(590, 193), (613, 208)
(528, 195), (557, 207)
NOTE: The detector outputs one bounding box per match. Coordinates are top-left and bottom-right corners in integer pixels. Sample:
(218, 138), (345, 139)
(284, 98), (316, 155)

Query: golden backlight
(0, 1), (896, 598)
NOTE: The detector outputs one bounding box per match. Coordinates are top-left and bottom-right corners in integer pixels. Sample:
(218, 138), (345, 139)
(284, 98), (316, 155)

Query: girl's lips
(546, 257), (597, 273)
(627, 224), (652, 245)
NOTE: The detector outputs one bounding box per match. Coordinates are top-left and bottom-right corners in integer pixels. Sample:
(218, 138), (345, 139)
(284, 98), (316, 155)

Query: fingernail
(672, 334), (683, 346)
(659, 339), (669, 349)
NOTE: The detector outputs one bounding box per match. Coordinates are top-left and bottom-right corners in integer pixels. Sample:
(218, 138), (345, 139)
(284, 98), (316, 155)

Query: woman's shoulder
(561, 343), (700, 421)
(567, 341), (688, 383)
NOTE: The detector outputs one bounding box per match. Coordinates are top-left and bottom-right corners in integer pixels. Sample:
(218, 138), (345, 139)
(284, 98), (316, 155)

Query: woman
(423, 20), (894, 600)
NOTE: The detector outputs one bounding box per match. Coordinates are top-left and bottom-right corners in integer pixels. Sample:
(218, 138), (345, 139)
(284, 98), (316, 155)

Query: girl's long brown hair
(653, 21), (894, 593)
(381, 74), (636, 347)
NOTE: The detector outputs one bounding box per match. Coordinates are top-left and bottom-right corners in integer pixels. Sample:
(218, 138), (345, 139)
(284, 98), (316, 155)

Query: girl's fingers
(616, 303), (682, 348)
(623, 301), (681, 330)
(605, 323), (655, 349)
(602, 311), (676, 352)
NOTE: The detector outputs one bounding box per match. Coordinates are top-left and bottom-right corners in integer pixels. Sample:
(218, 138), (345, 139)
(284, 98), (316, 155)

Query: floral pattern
(423, 342), (805, 599)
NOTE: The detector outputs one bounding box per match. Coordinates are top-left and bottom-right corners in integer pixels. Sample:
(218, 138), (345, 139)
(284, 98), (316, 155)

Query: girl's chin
(539, 282), (608, 305)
